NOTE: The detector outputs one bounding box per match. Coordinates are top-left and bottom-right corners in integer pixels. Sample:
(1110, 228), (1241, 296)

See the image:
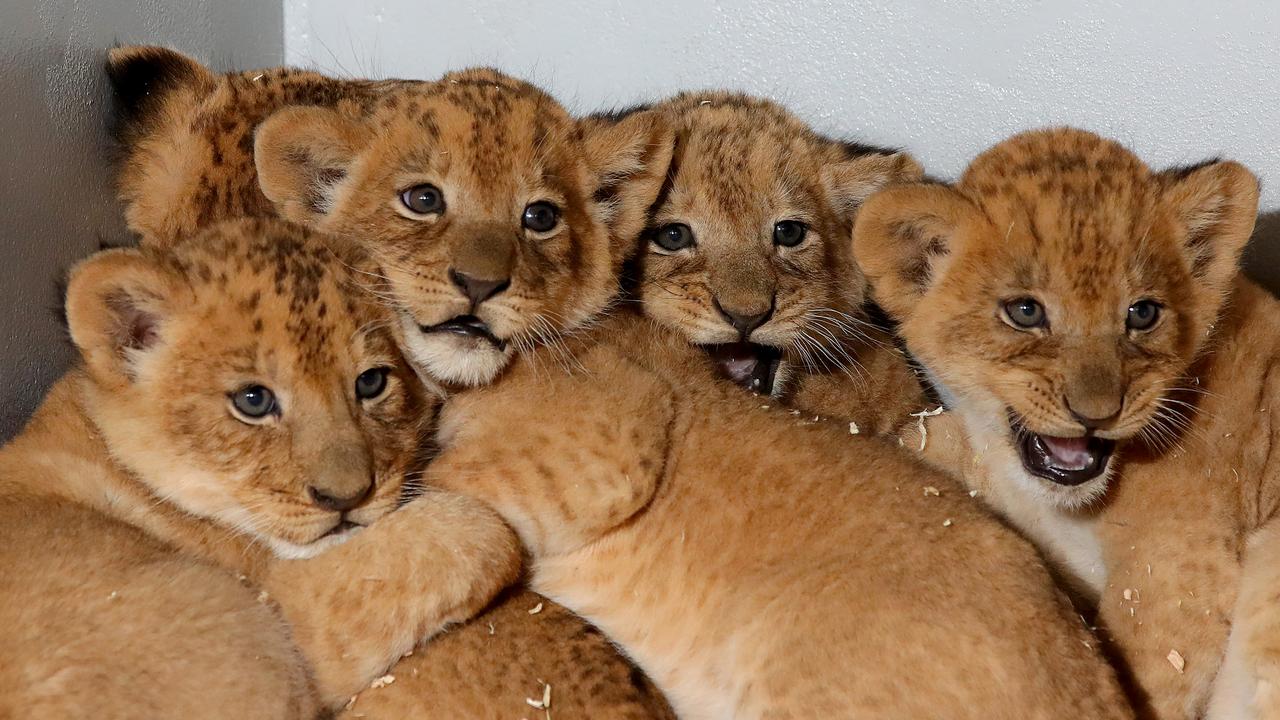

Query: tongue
(1038, 435), (1094, 471)
(707, 345), (760, 385)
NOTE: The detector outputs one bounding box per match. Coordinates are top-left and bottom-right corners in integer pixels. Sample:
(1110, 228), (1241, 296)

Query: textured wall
(0, 0), (282, 441)
(286, 0), (1280, 276)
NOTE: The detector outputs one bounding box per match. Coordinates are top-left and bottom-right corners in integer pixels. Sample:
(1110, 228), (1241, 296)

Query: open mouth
(703, 343), (782, 394)
(420, 315), (506, 349)
(1013, 420), (1116, 486)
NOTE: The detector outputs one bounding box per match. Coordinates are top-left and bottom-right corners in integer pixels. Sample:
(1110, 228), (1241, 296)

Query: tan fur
(108, 47), (677, 718)
(340, 589), (675, 719)
(618, 93), (926, 433)
(855, 128), (1277, 718)
(0, 219), (520, 714)
(419, 311), (1133, 720)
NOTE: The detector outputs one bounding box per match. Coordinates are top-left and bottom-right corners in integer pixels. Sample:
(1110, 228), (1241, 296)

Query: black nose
(449, 269), (510, 306)
(714, 298), (774, 339)
(307, 482), (373, 512)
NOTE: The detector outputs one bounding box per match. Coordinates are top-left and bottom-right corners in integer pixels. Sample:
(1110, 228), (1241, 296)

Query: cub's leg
(1208, 519), (1280, 720)
(339, 589), (677, 719)
(261, 489), (522, 708)
(0, 500), (317, 719)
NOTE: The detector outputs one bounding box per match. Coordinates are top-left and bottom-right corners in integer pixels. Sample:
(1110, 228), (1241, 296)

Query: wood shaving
(488, 622), (496, 635)
(1167, 650), (1185, 674)
(528, 602), (544, 615)
(848, 421), (860, 435)
(256, 590), (270, 604)
(370, 674), (395, 689)
(968, 489), (979, 498)
(923, 486), (941, 497)
(344, 695), (358, 711)
(909, 406), (945, 451)
(942, 519), (953, 527)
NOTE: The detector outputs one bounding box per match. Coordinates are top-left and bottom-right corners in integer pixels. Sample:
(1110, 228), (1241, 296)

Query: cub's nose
(307, 481), (372, 513)
(449, 268), (510, 306)
(1066, 399), (1122, 430)
(714, 298), (774, 339)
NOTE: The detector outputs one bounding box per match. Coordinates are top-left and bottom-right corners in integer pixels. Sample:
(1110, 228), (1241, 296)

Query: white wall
(285, 0), (1280, 211)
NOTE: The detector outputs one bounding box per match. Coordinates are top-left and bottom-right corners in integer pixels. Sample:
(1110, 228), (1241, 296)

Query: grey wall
(0, 1), (283, 441)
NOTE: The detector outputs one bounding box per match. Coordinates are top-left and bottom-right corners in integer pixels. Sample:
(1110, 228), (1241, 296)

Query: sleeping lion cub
(603, 93), (926, 433)
(854, 127), (1274, 719)
(0, 219), (519, 717)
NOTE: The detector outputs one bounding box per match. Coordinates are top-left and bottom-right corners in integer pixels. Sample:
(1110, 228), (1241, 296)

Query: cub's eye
(400, 184), (445, 215)
(1127, 300), (1162, 332)
(522, 202), (561, 233)
(652, 223), (695, 252)
(230, 384), (278, 420)
(1003, 298), (1047, 329)
(773, 220), (807, 248)
(355, 367), (390, 400)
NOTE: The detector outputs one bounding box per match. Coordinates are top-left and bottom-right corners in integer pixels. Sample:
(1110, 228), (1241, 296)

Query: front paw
(263, 490), (521, 708)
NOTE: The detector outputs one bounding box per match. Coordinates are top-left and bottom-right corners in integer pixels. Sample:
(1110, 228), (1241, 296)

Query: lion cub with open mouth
(0, 219), (519, 717)
(855, 127), (1276, 718)
(609, 92), (927, 433)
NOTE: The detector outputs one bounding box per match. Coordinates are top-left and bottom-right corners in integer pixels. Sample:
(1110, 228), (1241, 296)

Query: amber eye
(522, 202), (560, 233)
(355, 367), (390, 400)
(652, 223), (695, 252)
(1127, 300), (1161, 332)
(1003, 298), (1047, 329)
(400, 184), (445, 215)
(773, 220), (807, 247)
(230, 384), (278, 420)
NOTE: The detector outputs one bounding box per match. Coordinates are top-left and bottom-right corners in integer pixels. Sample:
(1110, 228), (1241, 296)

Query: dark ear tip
(106, 45), (208, 142)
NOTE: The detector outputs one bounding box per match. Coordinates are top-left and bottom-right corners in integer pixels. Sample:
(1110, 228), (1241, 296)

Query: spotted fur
(857, 128), (1279, 718)
(613, 92), (927, 433)
(109, 46), (673, 390)
(0, 219), (521, 713)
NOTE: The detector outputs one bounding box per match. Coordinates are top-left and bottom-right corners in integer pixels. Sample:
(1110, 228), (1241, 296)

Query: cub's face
(66, 219), (432, 558)
(632, 94), (920, 395)
(856, 128), (1258, 507)
(256, 69), (671, 388)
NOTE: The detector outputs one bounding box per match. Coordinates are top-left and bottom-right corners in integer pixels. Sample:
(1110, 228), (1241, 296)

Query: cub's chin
(703, 342), (782, 395)
(1008, 415), (1118, 509)
(398, 313), (515, 388)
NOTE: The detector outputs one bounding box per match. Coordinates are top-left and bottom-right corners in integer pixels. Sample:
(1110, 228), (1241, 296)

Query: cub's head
(624, 93), (921, 394)
(65, 218), (432, 558)
(856, 128), (1258, 507)
(254, 69), (672, 387)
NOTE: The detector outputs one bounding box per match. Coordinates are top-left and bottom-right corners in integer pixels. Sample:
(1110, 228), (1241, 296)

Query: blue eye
(400, 184), (445, 215)
(1003, 298), (1046, 329)
(231, 385), (277, 419)
(355, 367), (389, 400)
(652, 223), (694, 251)
(1127, 300), (1161, 331)
(772, 220), (807, 247)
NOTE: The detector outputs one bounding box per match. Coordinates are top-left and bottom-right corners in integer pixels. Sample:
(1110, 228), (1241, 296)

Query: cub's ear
(1158, 159), (1259, 296)
(106, 45), (215, 144)
(853, 183), (977, 322)
(822, 149), (926, 218)
(255, 106), (372, 227)
(64, 249), (178, 384)
(579, 108), (676, 265)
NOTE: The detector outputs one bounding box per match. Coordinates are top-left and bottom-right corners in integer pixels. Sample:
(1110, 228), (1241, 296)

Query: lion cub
(406, 311), (1134, 719)
(108, 46), (679, 718)
(610, 93), (926, 433)
(854, 127), (1275, 718)
(0, 219), (520, 716)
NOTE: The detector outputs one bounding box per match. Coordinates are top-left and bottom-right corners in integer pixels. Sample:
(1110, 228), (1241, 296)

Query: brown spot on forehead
(166, 219), (375, 375)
